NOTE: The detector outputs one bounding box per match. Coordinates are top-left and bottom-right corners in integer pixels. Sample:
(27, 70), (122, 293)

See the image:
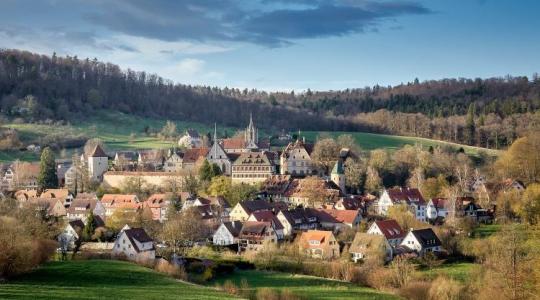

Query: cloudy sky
(1, 0), (539, 91)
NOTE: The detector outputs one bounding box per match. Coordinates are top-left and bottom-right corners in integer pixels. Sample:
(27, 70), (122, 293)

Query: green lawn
(0, 260), (236, 300)
(211, 270), (398, 300)
(472, 224), (502, 238)
(420, 262), (476, 283)
(303, 131), (498, 156)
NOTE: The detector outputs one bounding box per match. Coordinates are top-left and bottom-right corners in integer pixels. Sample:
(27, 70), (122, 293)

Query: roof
(67, 198), (98, 214)
(372, 219), (405, 240)
(261, 175), (292, 195)
(195, 204), (215, 220)
(410, 228), (442, 248)
(349, 233), (385, 253)
(238, 200), (272, 215)
(144, 193), (170, 208)
(299, 230), (335, 248)
(240, 221), (271, 238)
(281, 139), (313, 158)
(222, 221), (243, 237)
(317, 209), (359, 225)
(430, 198), (448, 209)
(386, 187), (426, 205)
(279, 207), (320, 225)
(221, 137), (246, 150)
(15, 189), (38, 200)
(331, 160), (344, 175)
(250, 210), (284, 230)
(335, 197), (363, 210)
(197, 196), (231, 209)
(89, 145), (107, 158)
(101, 194), (138, 205)
(284, 177), (342, 198)
(124, 228), (154, 253)
(40, 189), (70, 199)
(232, 151), (272, 166)
(183, 147), (210, 164)
(115, 151), (138, 161)
(186, 129), (200, 138)
(69, 220), (85, 229)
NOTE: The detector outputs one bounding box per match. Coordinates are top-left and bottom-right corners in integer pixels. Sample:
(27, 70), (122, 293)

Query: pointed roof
(89, 145), (107, 158)
(331, 160), (344, 175)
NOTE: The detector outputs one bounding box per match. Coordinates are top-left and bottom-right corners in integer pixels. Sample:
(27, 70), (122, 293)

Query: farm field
(211, 269), (398, 300)
(0, 260), (235, 300)
(302, 131), (499, 156)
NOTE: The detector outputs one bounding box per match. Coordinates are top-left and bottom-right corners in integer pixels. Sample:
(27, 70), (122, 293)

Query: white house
(279, 139), (313, 176)
(58, 220), (85, 251)
(163, 150), (183, 173)
(112, 227), (155, 261)
(178, 129), (203, 149)
(213, 221), (243, 246)
(377, 187), (427, 222)
(400, 228), (442, 256)
(367, 219), (406, 249)
(426, 198), (449, 220)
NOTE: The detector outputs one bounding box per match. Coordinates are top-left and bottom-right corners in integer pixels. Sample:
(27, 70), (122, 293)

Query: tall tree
(466, 103), (476, 145)
(37, 147), (57, 191)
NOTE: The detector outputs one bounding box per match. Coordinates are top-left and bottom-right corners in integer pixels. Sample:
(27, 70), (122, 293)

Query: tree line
(1, 49), (539, 148)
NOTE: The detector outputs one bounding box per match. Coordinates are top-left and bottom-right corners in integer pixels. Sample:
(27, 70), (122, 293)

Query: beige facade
(231, 151), (275, 185)
(102, 171), (186, 190)
(280, 140), (313, 176)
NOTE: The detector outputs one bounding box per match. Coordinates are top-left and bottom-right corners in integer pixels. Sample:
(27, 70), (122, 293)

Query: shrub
(256, 288), (280, 300)
(398, 280), (432, 300)
(428, 276), (463, 300)
(221, 280), (239, 295)
(154, 259), (187, 280)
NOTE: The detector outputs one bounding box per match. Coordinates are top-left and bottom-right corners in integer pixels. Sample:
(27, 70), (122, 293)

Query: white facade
(88, 156), (108, 182)
(280, 142), (312, 176)
(112, 231), (155, 261)
(212, 224), (236, 246)
(163, 152), (183, 173)
(377, 190), (427, 222)
(400, 230), (441, 255)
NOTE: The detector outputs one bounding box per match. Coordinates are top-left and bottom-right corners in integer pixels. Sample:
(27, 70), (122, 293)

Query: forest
(1, 49), (539, 148)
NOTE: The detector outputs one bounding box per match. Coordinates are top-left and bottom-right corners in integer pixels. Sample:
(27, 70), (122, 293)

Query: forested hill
(1, 49), (539, 148)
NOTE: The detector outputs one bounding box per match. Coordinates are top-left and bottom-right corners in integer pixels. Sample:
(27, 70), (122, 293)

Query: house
(330, 160), (346, 194)
(333, 196), (365, 211)
(58, 220), (85, 251)
(276, 208), (319, 235)
(349, 233), (391, 262)
(231, 151), (275, 185)
(238, 221), (277, 251)
(213, 221), (243, 246)
(55, 159), (72, 187)
(113, 151), (138, 170)
(163, 150), (183, 173)
(188, 196), (231, 221)
(29, 197), (67, 217)
(247, 210), (285, 239)
(298, 230), (340, 259)
(207, 125), (233, 175)
(426, 198), (450, 220)
(367, 219), (406, 249)
(40, 188), (74, 207)
(377, 187), (427, 222)
(14, 189), (39, 204)
(143, 193), (170, 222)
(100, 194), (140, 217)
(316, 209), (362, 230)
(112, 227), (155, 261)
(182, 147), (210, 171)
(88, 145), (109, 182)
(400, 228), (442, 256)
(66, 195), (106, 222)
(137, 149), (165, 171)
(280, 139), (313, 176)
(230, 199), (272, 221)
(283, 177), (342, 207)
(260, 175), (292, 201)
(178, 129), (203, 149)
(193, 204), (220, 228)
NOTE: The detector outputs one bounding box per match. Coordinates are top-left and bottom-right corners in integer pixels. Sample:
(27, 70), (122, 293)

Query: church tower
(88, 145), (108, 182)
(331, 159), (346, 194)
(245, 113), (259, 150)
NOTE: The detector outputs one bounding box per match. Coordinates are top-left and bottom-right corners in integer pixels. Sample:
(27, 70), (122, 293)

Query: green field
(471, 224), (501, 238)
(420, 262), (476, 283)
(0, 260), (235, 300)
(303, 131), (498, 156)
(211, 270), (398, 300)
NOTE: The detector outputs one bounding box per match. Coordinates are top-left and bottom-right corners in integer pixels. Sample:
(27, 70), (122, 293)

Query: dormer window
(309, 240), (320, 245)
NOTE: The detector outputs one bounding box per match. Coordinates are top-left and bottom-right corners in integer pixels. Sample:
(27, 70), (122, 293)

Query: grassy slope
(211, 270), (398, 300)
(0, 260), (235, 300)
(420, 262), (476, 283)
(302, 131), (499, 156)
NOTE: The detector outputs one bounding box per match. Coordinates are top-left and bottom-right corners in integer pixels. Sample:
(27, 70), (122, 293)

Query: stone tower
(331, 159), (346, 193)
(88, 145), (108, 182)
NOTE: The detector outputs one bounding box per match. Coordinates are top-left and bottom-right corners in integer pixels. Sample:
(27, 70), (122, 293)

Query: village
(0, 114), (513, 268)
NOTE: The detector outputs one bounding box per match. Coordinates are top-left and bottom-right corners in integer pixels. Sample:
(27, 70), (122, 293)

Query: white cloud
(175, 58), (205, 75)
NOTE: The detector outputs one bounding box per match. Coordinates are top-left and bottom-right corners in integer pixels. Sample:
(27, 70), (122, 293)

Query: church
(220, 114), (270, 153)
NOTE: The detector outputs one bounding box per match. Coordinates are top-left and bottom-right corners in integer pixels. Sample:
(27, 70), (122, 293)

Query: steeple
(245, 113), (258, 150)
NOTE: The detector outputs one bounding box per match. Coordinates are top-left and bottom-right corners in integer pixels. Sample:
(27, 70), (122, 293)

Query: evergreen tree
(198, 159), (213, 182)
(37, 147), (58, 191)
(83, 213), (96, 241)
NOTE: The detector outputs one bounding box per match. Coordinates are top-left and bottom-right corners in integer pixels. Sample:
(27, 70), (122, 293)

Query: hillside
(1, 49), (538, 149)
(0, 260), (235, 300)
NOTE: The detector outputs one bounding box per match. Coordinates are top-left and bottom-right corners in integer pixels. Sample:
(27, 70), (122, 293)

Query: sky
(0, 0), (539, 91)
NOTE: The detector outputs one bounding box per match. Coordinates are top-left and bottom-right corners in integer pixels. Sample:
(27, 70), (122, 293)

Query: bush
(399, 280), (432, 300)
(256, 288), (280, 300)
(221, 280), (239, 295)
(154, 260), (187, 280)
(428, 276), (463, 300)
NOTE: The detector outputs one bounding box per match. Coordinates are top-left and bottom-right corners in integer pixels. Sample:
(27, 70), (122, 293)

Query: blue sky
(1, 0), (539, 91)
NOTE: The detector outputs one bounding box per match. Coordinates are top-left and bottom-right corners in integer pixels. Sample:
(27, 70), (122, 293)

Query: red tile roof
(183, 147), (210, 164)
(373, 219), (405, 240)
